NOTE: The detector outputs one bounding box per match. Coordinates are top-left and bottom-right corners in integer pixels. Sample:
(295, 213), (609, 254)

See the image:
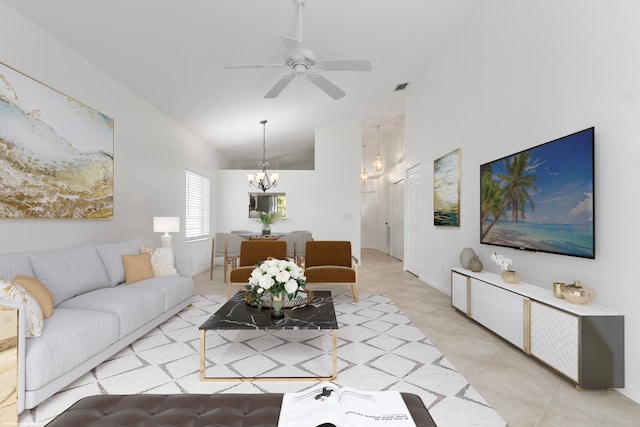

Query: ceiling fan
(225, 0), (372, 100)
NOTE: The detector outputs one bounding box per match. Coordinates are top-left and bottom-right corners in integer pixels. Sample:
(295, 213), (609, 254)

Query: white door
(405, 164), (422, 274)
(390, 179), (404, 260)
(361, 190), (378, 249)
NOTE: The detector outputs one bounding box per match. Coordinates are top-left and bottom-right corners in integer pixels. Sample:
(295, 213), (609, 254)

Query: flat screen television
(480, 127), (595, 259)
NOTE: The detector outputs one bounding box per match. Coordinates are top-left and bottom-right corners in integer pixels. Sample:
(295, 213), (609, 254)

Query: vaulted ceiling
(3, 0), (478, 169)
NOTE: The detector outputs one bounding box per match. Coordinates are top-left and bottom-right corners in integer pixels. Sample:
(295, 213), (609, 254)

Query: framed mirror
(248, 192), (286, 219)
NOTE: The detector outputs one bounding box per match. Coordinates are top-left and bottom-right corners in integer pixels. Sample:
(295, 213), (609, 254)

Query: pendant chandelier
(247, 120), (279, 192)
(372, 124), (384, 172)
(360, 145), (368, 182)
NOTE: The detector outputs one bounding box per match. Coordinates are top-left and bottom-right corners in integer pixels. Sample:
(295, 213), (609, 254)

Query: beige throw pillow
(140, 245), (178, 277)
(122, 253), (154, 284)
(13, 275), (54, 318)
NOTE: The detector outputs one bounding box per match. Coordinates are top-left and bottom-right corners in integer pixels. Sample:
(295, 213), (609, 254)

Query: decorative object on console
(491, 252), (520, 284)
(552, 282), (565, 298)
(459, 247), (476, 269)
(561, 280), (595, 305)
(0, 61), (114, 219)
(258, 211), (280, 235)
(247, 120), (279, 192)
(372, 124), (384, 172)
(245, 258), (306, 318)
(153, 216), (180, 247)
(433, 148), (461, 227)
(469, 256), (482, 272)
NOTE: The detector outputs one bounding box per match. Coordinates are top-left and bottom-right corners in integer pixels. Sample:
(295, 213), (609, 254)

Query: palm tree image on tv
(480, 128), (595, 259)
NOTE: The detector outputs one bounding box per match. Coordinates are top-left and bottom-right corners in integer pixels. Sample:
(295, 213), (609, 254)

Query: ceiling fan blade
(225, 64), (285, 70)
(308, 74), (346, 100)
(265, 73), (295, 98)
(281, 36), (303, 55)
(321, 60), (372, 72)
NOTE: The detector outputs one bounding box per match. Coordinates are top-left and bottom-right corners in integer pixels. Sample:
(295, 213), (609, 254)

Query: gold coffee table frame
(199, 290), (339, 382)
(199, 329), (337, 382)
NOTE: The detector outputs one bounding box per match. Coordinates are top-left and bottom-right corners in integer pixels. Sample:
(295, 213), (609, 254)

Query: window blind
(185, 169), (210, 241)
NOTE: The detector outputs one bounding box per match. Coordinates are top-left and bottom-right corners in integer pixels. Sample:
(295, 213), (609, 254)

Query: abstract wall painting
(0, 61), (114, 219)
(434, 148), (460, 226)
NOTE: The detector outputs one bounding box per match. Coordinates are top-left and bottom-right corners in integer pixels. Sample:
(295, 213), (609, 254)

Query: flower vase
(501, 270), (520, 284)
(271, 293), (284, 318)
(262, 224), (271, 236)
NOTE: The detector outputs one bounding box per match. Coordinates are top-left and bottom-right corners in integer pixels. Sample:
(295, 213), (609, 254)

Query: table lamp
(153, 217), (180, 247)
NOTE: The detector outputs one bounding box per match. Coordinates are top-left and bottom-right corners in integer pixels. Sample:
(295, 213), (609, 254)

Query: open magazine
(278, 383), (417, 427)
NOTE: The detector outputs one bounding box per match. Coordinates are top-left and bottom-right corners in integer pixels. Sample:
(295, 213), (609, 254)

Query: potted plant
(258, 211), (279, 235)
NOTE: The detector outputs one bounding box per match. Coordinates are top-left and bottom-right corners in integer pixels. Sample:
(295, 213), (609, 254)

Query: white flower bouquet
(491, 252), (513, 271)
(245, 258), (306, 309)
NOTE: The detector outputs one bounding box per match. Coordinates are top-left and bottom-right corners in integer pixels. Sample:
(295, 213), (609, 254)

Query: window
(185, 169), (210, 241)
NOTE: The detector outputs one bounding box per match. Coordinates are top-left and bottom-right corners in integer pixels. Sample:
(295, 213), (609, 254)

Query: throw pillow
(140, 245), (178, 277)
(121, 253), (154, 284)
(96, 240), (144, 286)
(13, 275), (54, 318)
(0, 278), (44, 337)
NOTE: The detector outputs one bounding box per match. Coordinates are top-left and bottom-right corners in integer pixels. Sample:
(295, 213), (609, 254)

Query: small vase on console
(469, 256), (483, 272)
(501, 270), (520, 284)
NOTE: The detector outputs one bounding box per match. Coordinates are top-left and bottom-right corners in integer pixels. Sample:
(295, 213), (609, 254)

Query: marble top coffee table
(199, 291), (338, 381)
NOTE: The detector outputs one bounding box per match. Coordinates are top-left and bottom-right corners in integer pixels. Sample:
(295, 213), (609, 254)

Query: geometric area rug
(19, 294), (507, 427)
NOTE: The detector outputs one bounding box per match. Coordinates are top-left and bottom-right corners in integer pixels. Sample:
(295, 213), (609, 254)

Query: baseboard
(418, 274), (450, 296)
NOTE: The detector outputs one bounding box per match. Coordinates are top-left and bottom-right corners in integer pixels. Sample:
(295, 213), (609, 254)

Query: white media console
(451, 268), (624, 389)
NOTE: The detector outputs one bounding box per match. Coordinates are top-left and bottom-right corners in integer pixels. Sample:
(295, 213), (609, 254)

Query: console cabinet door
(451, 272), (469, 314)
(469, 278), (526, 350)
(530, 301), (579, 382)
(469, 278), (494, 329)
(493, 288), (526, 349)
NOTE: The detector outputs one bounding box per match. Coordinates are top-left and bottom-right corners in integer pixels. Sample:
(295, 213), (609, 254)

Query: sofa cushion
(131, 276), (193, 311)
(13, 275), (54, 318)
(0, 278), (43, 337)
(28, 245), (111, 307)
(96, 240), (143, 286)
(0, 252), (35, 280)
(140, 245), (178, 277)
(58, 286), (165, 339)
(122, 253), (154, 284)
(24, 307), (119, 390)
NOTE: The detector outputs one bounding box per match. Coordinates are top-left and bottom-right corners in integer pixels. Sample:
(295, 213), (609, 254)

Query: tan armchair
(304, 240), (359, 302)
(227, 240), (287, 298)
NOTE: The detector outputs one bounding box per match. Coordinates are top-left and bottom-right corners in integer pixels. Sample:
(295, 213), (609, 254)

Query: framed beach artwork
(433, 148), (460, 226)
(0, 61), (114, 219)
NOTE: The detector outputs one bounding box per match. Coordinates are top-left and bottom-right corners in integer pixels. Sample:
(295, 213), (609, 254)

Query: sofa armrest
(1, 299), (26, 414)
(174, 254), (192, 278)
(351, 256), (360, 269)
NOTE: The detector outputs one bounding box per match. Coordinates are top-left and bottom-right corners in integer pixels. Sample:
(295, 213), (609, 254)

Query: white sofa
(0, 240), (193, 413)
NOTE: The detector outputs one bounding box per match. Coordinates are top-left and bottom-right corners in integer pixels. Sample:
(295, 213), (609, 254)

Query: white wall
(217, 119), (362, 260)
(404, 0), (640, 402)
(0, 2), (223, 273)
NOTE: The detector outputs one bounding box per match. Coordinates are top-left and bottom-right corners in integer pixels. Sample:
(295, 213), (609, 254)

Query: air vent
(394, 82), (409, 92)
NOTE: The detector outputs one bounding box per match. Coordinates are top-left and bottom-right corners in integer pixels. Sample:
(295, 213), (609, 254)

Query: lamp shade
(153, 217), (180, 233)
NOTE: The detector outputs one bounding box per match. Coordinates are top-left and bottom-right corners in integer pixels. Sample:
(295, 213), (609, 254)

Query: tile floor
(196, 248), (640, 427)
